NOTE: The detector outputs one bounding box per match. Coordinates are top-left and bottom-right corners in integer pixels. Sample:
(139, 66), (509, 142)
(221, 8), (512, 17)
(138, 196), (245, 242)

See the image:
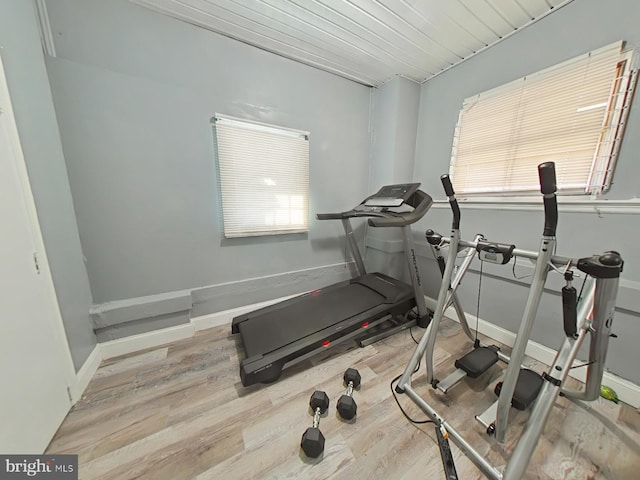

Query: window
(212, 114), (309, 238)
(449, 42), (637, 196)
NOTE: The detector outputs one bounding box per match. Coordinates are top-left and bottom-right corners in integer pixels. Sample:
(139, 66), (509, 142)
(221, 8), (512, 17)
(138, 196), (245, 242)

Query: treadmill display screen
(363, 183), (421, 208)
(375, 184), (419, 200)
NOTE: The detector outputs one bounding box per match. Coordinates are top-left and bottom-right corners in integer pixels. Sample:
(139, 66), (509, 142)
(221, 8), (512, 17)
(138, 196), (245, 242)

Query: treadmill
(232, 183), (433, 386)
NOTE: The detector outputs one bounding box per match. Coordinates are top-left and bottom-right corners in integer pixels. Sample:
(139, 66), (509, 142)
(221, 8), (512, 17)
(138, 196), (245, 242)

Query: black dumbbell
(300, 390), (329, 458)
(337, 368), (361, 420)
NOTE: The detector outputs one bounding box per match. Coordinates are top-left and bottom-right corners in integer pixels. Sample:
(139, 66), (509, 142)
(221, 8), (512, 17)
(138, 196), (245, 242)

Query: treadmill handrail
(316, 190), (433, 227)
(316, 210), (386, 220)
(317, 211), (351, 220)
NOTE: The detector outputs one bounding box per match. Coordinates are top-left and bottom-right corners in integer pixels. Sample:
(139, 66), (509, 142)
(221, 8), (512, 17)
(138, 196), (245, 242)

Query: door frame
(0, 50), (77, 392)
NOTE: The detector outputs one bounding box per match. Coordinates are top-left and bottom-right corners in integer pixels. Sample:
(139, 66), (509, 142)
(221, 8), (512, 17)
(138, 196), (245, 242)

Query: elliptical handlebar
(441, 174), (461, 230)
(441, 174), (455, 197)
(538, 162), (558, 237)
(538, 162), (557, 194)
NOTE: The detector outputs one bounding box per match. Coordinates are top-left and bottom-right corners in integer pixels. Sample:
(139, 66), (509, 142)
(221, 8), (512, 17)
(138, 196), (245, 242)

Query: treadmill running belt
(240, 283), (384, 358)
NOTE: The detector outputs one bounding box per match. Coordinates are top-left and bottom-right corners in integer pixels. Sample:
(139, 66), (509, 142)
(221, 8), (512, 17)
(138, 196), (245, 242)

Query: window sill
(432, 197), (640, 215)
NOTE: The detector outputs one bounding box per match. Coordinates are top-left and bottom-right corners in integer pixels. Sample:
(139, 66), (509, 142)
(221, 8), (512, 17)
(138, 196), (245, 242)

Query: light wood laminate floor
(47, 318), (640, 479)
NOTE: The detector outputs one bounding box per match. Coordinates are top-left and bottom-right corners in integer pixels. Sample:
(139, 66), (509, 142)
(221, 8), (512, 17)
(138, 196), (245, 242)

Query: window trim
(212, 114), (310, 238)
(430, 197), (640, 215)
(448, 42), (638, 200)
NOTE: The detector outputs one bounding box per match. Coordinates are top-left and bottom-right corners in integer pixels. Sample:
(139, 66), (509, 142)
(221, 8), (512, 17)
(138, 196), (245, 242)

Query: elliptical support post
(440, 233), (484, 340)
(396, 175), (461, 391)
(493, 162), (558, 443)
(401, 224), (429, 323)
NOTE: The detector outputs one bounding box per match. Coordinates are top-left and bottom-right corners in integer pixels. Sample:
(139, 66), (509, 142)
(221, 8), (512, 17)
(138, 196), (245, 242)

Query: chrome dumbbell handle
(312, 407), (321, 428)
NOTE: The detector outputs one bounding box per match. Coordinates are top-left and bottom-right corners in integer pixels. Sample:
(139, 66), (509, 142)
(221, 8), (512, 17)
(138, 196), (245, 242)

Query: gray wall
(0, 0), (96, 370)
(369, 76), (421, 189)
(366, 76), (422, 280)
(43, 0), (373, 338)
(412, 0), (640, 384)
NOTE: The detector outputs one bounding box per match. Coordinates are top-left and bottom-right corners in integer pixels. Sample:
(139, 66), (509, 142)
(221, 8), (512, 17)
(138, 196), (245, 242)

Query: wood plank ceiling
(129, 0), (574, 87)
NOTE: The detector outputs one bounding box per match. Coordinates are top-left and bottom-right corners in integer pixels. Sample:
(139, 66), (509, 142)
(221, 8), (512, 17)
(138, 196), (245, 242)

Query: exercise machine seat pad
(455, 347), (499, 378)
(494, 368), (544, 411)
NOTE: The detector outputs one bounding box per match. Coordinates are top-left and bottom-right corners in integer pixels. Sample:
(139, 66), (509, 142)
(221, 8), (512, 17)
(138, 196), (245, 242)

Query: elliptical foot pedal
(454, 346), (499, 379)
(494, 368), (543, 410)
(435, 424), (458, 480)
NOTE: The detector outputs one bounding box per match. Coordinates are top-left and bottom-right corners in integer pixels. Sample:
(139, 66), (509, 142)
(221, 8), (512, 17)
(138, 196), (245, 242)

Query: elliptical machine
(395, 162), (623, 479)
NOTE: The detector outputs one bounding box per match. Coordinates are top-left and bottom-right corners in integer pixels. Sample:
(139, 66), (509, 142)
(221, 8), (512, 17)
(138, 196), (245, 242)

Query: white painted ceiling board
(486, 0), (533, 26)
(378, 0), (475, 58)
(277, 0), (436, 77)
(129, 0), (575, 86)
(421, 0), (500, 46)
(458, 0), (518, 33)
(309, 0), (459, 69)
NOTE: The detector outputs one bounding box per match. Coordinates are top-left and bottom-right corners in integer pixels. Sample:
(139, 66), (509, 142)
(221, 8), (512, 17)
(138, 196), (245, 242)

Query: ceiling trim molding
(34, 0), (56, 57)
(422, 0), (577, 84)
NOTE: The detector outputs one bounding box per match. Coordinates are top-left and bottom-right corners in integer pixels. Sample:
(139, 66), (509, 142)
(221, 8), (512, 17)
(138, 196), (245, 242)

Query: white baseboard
(99, 323), (195, 360)
(191, 293), (301, 331)
(443, 304), (640, 408)
(70, 344), (101, 403)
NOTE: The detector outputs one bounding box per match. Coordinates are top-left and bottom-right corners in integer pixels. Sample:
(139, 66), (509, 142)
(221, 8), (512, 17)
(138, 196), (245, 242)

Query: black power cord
(390, 328), (434, 425)
(390, 370), (434, 425)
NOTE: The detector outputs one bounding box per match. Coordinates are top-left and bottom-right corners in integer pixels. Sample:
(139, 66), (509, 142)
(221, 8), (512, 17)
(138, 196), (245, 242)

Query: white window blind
(450, 42), (637, 196)
(212, 114), (309, 238)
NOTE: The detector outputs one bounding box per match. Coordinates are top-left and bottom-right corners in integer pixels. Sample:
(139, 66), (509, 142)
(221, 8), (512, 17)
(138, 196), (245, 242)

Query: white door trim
(0, 51), (76, 392)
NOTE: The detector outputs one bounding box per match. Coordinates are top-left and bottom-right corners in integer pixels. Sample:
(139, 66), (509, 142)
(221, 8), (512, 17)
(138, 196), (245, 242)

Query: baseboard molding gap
(71, 344), (102, 403)
(99, 323), (195, 360)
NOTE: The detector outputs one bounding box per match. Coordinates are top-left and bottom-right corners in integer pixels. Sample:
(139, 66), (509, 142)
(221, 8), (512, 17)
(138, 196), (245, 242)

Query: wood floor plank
(262, 433), (354, 480)
(83, 405), (171, 462)
(94, 348), (169, 379)
(79, 396), (267, 479)
(194, 429), (298, 480)
(48, 404), (169, 458)
(46, 322), (640, 479)
(88, 423), (244, 480)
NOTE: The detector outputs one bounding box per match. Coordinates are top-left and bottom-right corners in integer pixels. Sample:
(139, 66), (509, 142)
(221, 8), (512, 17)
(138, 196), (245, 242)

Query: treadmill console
(363, 183), (420, 208)
(317, 182), (430, 220)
